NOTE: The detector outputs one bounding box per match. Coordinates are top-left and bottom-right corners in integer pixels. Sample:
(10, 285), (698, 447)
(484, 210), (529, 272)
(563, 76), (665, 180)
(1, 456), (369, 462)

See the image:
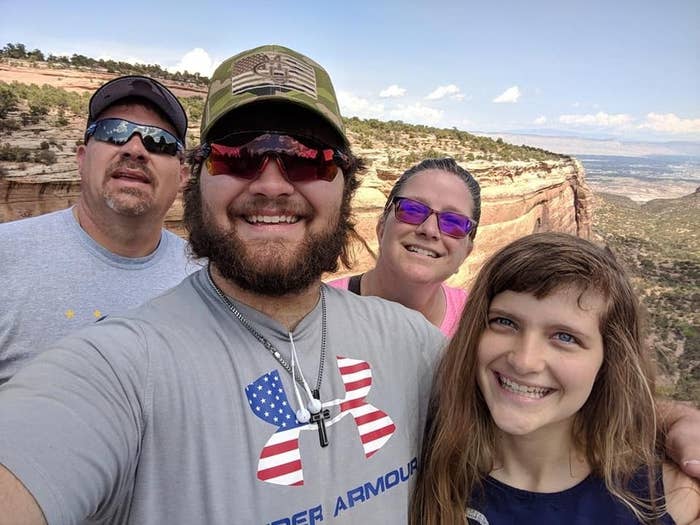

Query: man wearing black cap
(0, 75), (197, 385)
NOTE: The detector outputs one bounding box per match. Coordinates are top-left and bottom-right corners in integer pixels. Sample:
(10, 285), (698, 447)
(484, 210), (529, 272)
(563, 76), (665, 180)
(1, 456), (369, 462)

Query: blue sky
(2, 0), (698, 141)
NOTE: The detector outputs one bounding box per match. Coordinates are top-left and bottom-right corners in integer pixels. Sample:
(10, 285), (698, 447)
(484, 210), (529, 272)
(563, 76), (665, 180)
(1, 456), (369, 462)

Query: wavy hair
(411, 232), (661, 524)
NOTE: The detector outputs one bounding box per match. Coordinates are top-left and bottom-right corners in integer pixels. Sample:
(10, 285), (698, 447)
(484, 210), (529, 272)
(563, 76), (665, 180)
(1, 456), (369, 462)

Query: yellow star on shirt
(93, 310), (102, 318)
(65, 309), (75, 319)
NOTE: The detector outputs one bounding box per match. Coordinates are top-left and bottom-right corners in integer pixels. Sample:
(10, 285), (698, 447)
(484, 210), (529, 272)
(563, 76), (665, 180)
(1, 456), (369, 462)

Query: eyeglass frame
(391, 196), (477, 239)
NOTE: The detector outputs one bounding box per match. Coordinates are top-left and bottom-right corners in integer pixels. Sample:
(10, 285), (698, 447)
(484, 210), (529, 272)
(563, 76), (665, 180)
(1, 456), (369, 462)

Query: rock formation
(1, 62), (592, 286)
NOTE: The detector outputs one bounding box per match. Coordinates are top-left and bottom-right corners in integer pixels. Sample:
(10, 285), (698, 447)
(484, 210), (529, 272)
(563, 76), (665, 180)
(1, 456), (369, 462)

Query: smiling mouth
(406, 245), (439, 258)
(244, 215), (300, 225)
(496, 372), (554, 399)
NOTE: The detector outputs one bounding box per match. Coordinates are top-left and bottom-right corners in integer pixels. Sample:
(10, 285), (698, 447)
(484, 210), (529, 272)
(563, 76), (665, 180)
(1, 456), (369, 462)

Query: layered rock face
(1, 153), (592, 288)
(1, 63), (592, 287)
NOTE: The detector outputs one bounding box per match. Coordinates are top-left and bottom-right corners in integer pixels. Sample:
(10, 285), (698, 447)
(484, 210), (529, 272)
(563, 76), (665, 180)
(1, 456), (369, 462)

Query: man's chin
(104, 192), (154, 216)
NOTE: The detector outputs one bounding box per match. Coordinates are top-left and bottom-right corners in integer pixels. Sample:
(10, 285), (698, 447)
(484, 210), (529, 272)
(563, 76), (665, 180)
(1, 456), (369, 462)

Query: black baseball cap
(87, 75), (188, 143)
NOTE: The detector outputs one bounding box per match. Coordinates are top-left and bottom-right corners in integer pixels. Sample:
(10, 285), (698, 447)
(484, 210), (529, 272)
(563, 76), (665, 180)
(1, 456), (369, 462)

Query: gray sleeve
(0, 320), (150, 525)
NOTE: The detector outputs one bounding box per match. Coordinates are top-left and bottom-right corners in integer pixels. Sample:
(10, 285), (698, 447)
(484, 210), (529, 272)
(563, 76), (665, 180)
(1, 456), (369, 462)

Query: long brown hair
(411, 232), (661, 524)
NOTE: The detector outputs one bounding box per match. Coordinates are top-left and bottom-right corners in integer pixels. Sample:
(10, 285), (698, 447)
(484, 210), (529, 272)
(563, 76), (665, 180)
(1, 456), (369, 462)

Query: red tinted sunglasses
(202, 133), (350, 182)
(393, 196), (476, 239)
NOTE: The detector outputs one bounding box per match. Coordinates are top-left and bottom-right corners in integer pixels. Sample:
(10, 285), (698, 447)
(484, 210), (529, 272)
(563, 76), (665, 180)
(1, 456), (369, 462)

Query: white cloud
(426, 84), (463, 100)
(558, 112), (633, 127)
(337, 91), (385, 119)
(493, 86), (521, 103)
(388, 103), (443, 125)
(639, 113), (700, 134)
(167, 48), (216, 77)
(379, 84), (406, 98)
(534, 116), (547, 125)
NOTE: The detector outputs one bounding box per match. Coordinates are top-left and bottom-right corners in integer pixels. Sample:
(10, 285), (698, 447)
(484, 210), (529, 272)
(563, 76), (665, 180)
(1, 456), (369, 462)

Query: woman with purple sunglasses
(328, 157), (480, 336)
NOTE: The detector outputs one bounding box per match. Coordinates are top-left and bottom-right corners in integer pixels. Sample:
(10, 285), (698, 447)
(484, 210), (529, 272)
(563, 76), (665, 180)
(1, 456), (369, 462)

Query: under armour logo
(245, 356), (396, 486)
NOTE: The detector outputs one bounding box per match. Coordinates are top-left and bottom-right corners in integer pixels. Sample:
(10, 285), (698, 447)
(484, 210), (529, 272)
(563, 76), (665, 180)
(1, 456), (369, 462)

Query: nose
(506, 333), (546, 375)
(119, 133), (149, 161)
(247, 155), (295, 197)
(414, 211), (441, 239)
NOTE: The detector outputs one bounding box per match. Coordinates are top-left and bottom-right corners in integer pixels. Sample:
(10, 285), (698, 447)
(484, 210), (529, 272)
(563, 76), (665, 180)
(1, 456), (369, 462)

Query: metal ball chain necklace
(206, 265), (331, 446)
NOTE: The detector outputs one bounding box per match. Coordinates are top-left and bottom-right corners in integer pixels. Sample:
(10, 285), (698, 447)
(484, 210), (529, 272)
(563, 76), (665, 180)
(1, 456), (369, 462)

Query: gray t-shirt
(0, 208), (200, 384)
(0, 269), (444, 524)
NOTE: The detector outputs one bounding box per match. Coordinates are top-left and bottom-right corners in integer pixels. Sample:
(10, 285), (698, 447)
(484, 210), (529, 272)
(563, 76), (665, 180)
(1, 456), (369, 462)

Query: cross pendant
(311, 389), (330, 447)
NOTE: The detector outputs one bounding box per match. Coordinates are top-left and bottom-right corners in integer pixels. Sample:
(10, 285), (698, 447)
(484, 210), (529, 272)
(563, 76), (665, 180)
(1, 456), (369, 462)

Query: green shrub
(34, 149), (57, 165)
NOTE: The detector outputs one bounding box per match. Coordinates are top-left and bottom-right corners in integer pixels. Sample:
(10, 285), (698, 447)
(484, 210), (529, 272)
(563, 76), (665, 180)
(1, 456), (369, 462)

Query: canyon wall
(0, 154), (592, 288)
(0, 62), (592, 286)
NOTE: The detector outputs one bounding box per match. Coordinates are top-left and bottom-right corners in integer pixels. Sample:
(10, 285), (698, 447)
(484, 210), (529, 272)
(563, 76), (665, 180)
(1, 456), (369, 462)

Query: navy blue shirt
(467, 470), (674, 525)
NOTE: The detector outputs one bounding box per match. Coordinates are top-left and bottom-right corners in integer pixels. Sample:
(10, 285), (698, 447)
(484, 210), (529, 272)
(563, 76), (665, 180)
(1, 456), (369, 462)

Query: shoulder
(324, 284), (445, 344)
(663, 461), (700, 524)
(442, 283), (468, 304)
(156, 230), (203, 273)
(0, 210), (73, 264)
(440, 283), (468, 337)
(325, 275), (350, 290)
(161, 228), (186, 245)
(0, 209), (67, 235)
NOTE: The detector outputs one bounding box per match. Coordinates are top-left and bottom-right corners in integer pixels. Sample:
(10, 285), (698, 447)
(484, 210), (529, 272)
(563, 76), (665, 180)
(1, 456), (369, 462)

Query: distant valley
(480, 132), (700, 202)
(478, 130), (700, 158)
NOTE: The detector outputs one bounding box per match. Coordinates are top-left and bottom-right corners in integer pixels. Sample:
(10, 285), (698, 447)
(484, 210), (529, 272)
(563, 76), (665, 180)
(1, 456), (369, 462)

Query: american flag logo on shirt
(245, 370), (306, 486)
(335, 356), (396, 458)
(245, 356), (396, 487)
(230, 52), (318, 98)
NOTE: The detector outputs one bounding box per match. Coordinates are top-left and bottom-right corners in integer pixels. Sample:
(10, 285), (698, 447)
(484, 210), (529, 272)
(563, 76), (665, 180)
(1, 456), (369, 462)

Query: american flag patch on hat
(231, 52), (317, 99)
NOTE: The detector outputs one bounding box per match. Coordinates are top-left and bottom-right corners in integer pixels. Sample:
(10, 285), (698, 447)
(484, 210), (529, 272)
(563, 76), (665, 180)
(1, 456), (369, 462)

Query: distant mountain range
(477, 131), (700, 158)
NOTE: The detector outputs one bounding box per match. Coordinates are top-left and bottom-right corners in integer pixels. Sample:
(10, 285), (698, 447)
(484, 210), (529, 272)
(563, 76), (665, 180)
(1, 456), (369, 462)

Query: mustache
(227, 196), (311, 218)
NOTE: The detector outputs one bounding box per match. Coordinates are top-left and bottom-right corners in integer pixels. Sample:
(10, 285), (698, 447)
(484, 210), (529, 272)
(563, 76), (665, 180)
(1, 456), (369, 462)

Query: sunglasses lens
(438, 212), (471, 238)
(394, 197), (473, 238)
(206, 144), (262, 178)
(88, 119), (181, 156)
(395, 198), (430, 225)
(205, 134), (343, 182)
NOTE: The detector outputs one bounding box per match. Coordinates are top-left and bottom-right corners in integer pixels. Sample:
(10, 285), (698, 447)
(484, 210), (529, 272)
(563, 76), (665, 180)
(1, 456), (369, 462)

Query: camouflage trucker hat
(201, 45), (347, 147)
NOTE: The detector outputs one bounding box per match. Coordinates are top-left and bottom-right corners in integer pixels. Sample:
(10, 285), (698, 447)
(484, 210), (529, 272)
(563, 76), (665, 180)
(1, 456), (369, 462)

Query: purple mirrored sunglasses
(392, 196), (476, 239)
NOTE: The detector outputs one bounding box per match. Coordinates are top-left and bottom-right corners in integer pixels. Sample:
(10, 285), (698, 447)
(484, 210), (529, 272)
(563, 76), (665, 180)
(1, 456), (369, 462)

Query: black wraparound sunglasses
(85, 118), (184, 156)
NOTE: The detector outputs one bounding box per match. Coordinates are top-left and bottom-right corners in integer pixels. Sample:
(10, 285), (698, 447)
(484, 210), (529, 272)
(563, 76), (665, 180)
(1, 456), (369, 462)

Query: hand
(660, 400), (700, 479)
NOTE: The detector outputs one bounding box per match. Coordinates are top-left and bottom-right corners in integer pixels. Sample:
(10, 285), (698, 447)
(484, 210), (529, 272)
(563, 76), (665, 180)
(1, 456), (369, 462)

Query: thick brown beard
(187, 195), (348, 297)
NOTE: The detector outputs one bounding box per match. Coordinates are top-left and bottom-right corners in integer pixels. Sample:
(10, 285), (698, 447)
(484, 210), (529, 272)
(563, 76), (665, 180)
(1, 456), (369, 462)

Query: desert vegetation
(1, 42), (208, 85)
(594, 191), (699, 403)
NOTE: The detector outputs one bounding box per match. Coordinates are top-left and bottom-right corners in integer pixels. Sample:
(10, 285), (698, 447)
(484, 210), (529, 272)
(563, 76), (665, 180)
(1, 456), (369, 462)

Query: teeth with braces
(497, 374), (552, 399)
(406, 246), (438, 258)
(246, 215), (299, 224)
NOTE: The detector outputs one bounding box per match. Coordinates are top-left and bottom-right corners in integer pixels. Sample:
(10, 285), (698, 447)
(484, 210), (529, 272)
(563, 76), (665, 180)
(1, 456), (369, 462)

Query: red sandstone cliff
(0, 62), (592, 284)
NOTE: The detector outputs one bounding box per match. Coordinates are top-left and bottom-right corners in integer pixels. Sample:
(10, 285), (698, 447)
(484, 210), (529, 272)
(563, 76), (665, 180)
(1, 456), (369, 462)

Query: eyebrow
(402, 195), (473, 215)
